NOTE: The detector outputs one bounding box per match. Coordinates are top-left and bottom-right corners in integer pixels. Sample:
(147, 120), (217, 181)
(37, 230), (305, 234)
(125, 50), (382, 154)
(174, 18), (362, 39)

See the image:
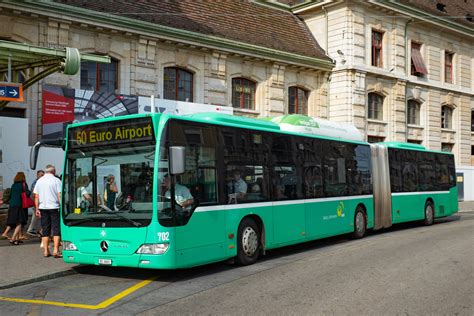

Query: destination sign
(68, 117), (154, 149)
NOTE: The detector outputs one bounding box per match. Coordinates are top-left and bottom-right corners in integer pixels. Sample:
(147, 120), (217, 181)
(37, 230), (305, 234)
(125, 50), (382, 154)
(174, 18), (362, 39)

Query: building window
(471, 146), (474, 166)
(407, 140), (422, 144)
(441, 106), (453, 129)
(371, 30), (383, 67)
(445, 52), (454, 83)
(441, 143), (453, 152)
(80, 59), (118, 93)
(471, 110), (474, 132)
(288, 87), (308, 115)
(163, 67), (193, 102)
(368, 136), (385, 143)
(368, 93), (383, 120)
(411, 42), (428, 76)
(407, 100), (421, 125)
(232, 78), (256, 110)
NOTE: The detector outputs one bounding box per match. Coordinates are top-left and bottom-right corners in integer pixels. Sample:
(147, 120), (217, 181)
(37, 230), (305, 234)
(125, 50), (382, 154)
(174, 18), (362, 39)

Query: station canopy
(0, 40), (110, 110)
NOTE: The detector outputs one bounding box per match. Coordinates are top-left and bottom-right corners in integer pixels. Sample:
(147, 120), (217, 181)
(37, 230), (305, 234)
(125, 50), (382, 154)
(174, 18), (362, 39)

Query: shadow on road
(70, 213), (465, 284)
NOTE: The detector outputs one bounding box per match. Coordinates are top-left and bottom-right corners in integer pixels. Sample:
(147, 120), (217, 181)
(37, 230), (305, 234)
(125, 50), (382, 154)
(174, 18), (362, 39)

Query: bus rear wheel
(423, 201), (434, 226)
(235, 218), (260, 266)
(352, 207), (367, 239)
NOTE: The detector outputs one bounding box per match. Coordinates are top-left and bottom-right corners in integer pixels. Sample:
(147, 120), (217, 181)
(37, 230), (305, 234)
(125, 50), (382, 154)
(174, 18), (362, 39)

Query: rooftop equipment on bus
(262, 114), (363, 142)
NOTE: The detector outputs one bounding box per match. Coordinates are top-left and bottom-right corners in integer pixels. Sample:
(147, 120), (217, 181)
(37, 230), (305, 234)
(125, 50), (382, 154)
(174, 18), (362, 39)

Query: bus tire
(423, 201), (434, 226)
(235, 218), (260, 266)
(352, 206), (367, 239)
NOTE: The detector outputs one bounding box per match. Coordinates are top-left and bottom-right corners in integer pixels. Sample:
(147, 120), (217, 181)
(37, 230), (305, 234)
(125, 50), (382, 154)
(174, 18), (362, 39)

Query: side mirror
(30, 141), (41, 170)
(29, 138), (65, 170)
(169, 146), (185, 175)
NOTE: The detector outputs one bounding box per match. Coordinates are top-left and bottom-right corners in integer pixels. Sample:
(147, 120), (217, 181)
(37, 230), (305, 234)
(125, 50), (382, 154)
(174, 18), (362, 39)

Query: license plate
(98, 258), (112, 265)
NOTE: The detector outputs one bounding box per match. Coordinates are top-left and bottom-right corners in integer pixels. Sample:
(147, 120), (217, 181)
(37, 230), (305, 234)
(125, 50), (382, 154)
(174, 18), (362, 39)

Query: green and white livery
(32, 112), (456, 269)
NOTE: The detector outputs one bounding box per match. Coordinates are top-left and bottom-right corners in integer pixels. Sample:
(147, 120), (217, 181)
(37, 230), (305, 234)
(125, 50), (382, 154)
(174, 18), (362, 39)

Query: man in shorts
(34, 164), (62, 258)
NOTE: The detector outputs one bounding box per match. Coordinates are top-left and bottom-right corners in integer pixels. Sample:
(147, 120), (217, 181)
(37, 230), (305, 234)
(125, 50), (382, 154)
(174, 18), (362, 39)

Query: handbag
(21, 182), (35, 209)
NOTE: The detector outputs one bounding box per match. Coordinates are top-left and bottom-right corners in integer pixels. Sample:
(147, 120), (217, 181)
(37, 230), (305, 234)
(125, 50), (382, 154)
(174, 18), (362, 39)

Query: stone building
(278, 0), (473, 166)
(0, 0), (472, 168)
(0, 0), (333, 145)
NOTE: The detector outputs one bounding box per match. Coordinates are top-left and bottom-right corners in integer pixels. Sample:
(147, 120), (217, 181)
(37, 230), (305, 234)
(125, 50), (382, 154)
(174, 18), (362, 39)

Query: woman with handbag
(6, 172), (31, 245)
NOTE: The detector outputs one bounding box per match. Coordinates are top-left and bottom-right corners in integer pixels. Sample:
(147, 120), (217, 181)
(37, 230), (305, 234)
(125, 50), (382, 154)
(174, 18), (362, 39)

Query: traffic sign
(0, 83), (24, 102)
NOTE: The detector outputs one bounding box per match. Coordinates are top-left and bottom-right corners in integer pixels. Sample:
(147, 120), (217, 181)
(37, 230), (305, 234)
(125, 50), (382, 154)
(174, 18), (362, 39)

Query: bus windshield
(63, 144), (155, 227)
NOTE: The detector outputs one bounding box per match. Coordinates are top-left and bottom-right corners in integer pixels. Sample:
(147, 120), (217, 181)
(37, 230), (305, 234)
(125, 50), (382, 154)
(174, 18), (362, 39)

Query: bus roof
(175, 112), (368, 145)
(377, 142), (454, 155)
(67, 112), (368, 146)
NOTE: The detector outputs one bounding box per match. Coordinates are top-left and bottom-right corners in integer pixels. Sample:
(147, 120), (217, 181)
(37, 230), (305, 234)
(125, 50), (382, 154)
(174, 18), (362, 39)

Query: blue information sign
(0, 83), (23, 102)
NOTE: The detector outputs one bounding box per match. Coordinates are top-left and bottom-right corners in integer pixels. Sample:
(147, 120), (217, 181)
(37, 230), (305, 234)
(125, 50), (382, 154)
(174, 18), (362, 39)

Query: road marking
(0, 275), (157, 310)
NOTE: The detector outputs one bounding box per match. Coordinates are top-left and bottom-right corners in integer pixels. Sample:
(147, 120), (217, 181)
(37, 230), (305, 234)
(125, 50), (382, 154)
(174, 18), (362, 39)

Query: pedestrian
(6, 172), (30, 245)
(33, 164), (62, 258)
(1, 188), (12, 239)
(27, 170), (45, 237)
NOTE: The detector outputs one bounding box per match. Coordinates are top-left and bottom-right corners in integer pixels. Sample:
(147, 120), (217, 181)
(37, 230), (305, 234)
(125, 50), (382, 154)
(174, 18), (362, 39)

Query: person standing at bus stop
(33, 164), (62, 258)
(27, 169), (45, 237)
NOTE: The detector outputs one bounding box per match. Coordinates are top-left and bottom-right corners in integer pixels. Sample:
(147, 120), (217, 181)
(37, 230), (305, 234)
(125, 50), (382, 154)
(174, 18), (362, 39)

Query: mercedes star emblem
(100, 240), (109, 252)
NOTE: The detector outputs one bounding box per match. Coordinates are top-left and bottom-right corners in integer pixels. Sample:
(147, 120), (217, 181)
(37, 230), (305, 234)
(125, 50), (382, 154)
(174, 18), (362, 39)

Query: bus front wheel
(352, 207), (367, 239)
(423, 201), (434, 226)
(236, 218), (260, 266)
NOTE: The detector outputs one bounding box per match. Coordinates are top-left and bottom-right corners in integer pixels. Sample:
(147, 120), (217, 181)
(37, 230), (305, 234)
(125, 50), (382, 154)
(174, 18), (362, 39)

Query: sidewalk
(0, 236), (78, 289)
(459, 200), (474, 212)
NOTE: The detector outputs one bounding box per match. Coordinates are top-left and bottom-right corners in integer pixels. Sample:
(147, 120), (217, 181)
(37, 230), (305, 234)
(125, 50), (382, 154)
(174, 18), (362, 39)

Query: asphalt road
(1, 212), (473, 315)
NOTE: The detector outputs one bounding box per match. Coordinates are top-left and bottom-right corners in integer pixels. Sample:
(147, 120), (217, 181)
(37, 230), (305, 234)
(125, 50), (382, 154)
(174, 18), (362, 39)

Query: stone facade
(0, 3), (331, 146)
(301, 1), (474, 166)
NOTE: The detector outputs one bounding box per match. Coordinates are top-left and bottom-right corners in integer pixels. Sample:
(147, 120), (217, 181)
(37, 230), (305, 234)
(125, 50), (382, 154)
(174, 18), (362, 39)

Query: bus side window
(388, 148), (403, 193)
(402, 150), (419, 192)
(418, 152), (436, 191)
(323, 141), (348, 197)
(274, 165), (297, 200)
(347, 145), (372, 196)
(435, 154), (454, 190)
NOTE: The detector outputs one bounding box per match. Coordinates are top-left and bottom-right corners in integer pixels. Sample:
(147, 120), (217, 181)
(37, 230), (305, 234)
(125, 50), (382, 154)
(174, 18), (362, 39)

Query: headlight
(136, 243), (169, 255)
(63, 241), (78, 251)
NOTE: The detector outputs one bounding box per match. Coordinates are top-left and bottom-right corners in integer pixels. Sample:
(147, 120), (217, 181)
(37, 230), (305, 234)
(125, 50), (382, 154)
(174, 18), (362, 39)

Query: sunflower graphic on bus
(337, 202), (345, 218)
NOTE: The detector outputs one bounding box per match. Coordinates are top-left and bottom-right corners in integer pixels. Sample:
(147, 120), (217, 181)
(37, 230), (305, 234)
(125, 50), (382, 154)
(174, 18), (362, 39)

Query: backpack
(2, 188), (11, 204)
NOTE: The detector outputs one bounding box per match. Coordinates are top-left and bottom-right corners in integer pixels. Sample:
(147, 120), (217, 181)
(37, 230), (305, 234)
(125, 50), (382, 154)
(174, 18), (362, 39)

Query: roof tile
(54, 0), (330, 61)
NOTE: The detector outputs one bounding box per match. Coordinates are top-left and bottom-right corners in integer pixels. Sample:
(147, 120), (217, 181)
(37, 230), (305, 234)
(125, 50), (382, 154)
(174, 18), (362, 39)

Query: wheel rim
(426, 205), (433, 223)
(355, 212), (365, 234)
(242, 226), (258, 256)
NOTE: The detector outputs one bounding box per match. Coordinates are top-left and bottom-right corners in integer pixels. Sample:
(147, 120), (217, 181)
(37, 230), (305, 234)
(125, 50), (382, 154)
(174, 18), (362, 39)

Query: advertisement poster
(42, 85), (233, 139)
(42, 85), (138, 139)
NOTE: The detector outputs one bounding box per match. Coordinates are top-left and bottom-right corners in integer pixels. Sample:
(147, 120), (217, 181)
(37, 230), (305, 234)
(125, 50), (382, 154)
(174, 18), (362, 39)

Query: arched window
(441, 105), (453, 129)
(368, 93), (384, 120)
(288, 87), (308, 115)
(164, 67), (193, 101)
(81, 58), (119, 93)
(407, 100), (421, 125)
(232, 78), (256, 109)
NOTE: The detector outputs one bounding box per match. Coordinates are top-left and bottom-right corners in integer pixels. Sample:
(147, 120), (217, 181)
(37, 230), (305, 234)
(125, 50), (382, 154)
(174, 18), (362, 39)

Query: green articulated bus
(34, 113), (457, 269)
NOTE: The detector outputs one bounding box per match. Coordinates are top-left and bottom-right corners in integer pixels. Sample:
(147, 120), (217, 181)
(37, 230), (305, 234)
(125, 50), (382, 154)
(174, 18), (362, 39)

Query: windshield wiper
(67, 218), (101, 226)
(101, 211), (142, 227)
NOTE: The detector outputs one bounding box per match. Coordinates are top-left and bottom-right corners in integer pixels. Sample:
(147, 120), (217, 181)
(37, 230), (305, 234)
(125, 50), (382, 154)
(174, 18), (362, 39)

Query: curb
(0, 267), (78, 290)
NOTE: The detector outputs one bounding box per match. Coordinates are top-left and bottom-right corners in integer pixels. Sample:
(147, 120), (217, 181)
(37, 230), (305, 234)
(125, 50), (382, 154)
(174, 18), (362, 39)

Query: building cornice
(289, 0), (473, 38)
(292, 0), (343, 13)
(371, 0), (473, 38)
(2, 1), (334, 71)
